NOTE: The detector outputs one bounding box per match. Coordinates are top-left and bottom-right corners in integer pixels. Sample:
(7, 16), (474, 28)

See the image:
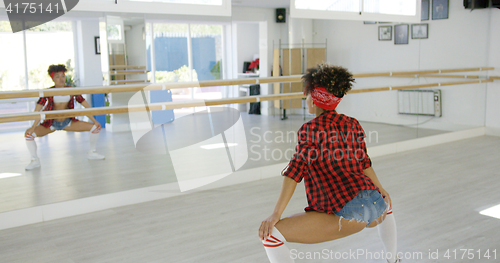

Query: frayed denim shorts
(334, 190), (387, 227)
(50, 118), (72, 131)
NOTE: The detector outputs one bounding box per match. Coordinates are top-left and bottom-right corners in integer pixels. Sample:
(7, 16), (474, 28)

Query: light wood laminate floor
(0, 113), (447, 213)
(0, 135), (498, 262)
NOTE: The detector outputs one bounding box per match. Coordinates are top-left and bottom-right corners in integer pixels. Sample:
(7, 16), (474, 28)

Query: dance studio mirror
(0, 2), (491, 218)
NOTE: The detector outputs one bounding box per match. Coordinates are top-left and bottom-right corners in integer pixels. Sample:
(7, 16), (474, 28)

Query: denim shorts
(51, 118), (72, 131)
(334, 190), (387, 227)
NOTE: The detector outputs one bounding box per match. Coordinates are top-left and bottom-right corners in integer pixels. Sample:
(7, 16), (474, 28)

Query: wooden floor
(0, 113), (446, 213)
(0, 135), (499, 262)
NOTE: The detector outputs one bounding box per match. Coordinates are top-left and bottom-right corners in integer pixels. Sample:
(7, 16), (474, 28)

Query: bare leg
(63, 120), (94, 132)
(262, 211), (373, 263)
(276, 211), (368, 244)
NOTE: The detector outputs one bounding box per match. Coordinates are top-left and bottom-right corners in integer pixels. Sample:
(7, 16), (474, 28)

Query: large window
(294, 0), (359, 12)
(190, 24), (223, 101)
(0, 21), (29, 131)
(292, 0), (420, 22)
(363, 0), (417, 16)
(147, 22), (224, 117)
(0, 20), (75, 131)
(0, 21), (25, 92)
(25, 22), (75, 90)
(130, 0), (222, 4)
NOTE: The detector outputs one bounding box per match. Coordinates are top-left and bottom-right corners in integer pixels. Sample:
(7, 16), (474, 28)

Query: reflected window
(130, 0), (222, 5)
(363, 0), (416, 16)
(107, 24), (122, 41)
(0, 21), (26, 92)
(25, 21), (75, 90)
(0, 21), (74, 131)
(295, 0), (359, 12)
(294, 0), (416, 15)
(190, 24), (223, 100)
(150, 23), (191, 84)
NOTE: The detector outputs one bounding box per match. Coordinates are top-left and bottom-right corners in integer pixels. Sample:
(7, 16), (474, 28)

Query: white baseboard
(486, 127), (500, 137)
(0, 127), (486, 230)
(106, 123), (131, 133)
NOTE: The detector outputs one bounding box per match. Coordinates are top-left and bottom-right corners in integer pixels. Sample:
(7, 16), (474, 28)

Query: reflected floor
(0, 113), (447, 213)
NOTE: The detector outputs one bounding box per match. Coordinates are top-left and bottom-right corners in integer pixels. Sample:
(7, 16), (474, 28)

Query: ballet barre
(0, 78), (494, 124)
(0, 67), (495, 100)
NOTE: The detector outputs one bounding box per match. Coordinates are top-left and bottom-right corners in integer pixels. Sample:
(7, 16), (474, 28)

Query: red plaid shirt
(282, 110), (378, 214)
(36, 86), (86, 128)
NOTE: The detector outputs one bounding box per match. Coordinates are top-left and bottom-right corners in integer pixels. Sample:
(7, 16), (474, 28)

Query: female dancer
(24, 64), (105, 170)
(259, 64), (400, 263)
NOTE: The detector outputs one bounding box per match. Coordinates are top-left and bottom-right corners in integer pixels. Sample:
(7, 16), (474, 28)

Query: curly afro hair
(47, 64), (67, 76)
(302, 63), (355, 98)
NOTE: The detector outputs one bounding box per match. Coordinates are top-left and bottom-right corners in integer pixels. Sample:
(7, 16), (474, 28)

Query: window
(129, 0), (222, 5)
(147, 22), (225, 117)
(25, 22), (75, 90)
(292, 0), (420, 22)
(190, 24), (223, 101)
(0, 21), (75, 131)
(363, 0), (417, 16)
(294, 0), (359, 12)
(0, 21), (26, 92)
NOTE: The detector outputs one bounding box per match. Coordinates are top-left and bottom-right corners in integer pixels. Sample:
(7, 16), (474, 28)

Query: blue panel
(91, 94), (106, 128)
(151, 90), (175, 124)
(192, 37), (216, 81)
(152, 37), (189, 71)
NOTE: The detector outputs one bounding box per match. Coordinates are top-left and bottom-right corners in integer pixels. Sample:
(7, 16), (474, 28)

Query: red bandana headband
(309, 86), (342, 111)
(50, 72), (65, 79)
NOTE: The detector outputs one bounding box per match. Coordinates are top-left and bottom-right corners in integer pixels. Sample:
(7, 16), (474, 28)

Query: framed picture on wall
(432, 0), (449, 20)
(94, 36), (101, 55)
(378, 26), (392, 41)
(421, 0), (430, 20)
(412, 24), (429, 39)
(394, 24), (409, 45)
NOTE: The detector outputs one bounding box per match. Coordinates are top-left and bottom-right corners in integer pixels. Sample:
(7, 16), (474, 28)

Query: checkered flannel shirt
(36, 86), (86, 128)
(282, 110), (379, 214)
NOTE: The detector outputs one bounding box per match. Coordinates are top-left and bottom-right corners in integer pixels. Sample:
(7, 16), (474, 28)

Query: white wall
(234, 23), (259, 74)
(313, 1), (493, 131)
(486, 8), (500, 135)
(75, 19), (103, 89)
(289, 18), (313, 45)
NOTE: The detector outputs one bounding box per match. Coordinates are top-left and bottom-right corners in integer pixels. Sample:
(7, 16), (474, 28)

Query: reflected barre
(0, 78), (494, 124)
(0, 67), (495, 100)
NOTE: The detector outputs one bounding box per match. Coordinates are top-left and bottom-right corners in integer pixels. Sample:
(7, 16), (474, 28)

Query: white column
(485, 9), (500, 135)
(75, 19), (103, 88)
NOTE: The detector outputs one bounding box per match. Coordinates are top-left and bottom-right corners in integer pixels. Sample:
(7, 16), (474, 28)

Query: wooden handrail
(109, 70), (149, 75)
(109, 65), (146, 70)
(0, 67), (494, 100)
(0, 79), (493, 124)
(394, 74), (481, 79)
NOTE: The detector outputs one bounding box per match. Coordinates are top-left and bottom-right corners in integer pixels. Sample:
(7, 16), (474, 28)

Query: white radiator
(398, 89), (442, 117)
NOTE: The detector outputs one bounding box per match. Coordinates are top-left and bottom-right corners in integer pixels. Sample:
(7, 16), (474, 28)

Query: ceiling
(232, 0), (290, 9)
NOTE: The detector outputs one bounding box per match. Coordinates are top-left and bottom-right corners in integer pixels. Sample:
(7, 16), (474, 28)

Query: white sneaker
(25, 158), (41, 170)
(87, 151), (105, 160)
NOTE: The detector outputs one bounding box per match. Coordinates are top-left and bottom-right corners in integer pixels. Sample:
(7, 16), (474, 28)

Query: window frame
(291, 0), (422, 23)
